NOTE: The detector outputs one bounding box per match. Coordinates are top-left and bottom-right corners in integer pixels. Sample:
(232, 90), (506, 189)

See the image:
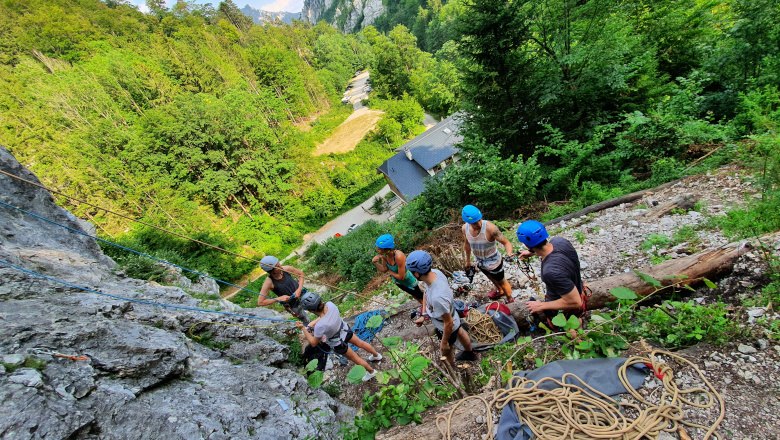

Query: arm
(526, 287), (582, 314)
(296, 322), (320, 346)
(490, 223), (513, 256)
(372, 255), (388, 273)
(257, 278), (284, 306)
(462, 225), (472, 268)
(284, 265), (305, 297)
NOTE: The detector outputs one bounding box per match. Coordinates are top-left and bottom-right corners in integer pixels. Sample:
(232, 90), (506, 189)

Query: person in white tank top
(461, 205), (514, 303)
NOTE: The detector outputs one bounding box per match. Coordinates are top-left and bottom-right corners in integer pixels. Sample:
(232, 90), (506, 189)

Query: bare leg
(345, 347), (374, 373)
(349, 335), (379, 357)
(456, 327), (473, 352)
(500, 278), (513, 301)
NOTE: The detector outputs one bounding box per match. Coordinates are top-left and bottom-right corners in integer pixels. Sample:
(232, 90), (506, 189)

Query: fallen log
(505, 233), (779, 326)
(543, 178), (683, 226)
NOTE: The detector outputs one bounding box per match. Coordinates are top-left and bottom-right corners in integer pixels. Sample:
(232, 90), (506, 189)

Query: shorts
(395, 282), (424, 302)
(434, 326), (461, 346)
(332, 330), (355, 355)
(478, 258), (505, 283)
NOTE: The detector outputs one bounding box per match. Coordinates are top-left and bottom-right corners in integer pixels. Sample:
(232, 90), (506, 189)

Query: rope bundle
(464, 309), (503, 344)
(437, 350), (724, 439)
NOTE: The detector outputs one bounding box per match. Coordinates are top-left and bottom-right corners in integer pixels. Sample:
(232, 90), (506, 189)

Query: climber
(406, 250), (476, 365)
(257, 255), (310, 325)
(297, 291), (382, 382)
(516, 220), (586, 327)
(461, 205), (514, 303)
(372, 234), (424, 304)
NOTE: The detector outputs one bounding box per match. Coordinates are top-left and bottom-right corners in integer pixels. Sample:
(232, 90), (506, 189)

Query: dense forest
(309, 0), (780, 292)
(1, 0), (778, 289)
(0, 0), (457, 279)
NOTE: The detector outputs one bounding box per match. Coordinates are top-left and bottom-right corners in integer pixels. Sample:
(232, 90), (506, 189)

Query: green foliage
(626, 301), (736, 348)
(344, 341), (456, 439)
(346, 365), (367, 384)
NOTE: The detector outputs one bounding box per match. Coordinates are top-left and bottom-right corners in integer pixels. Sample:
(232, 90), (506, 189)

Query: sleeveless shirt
(465, 220), (501, 270)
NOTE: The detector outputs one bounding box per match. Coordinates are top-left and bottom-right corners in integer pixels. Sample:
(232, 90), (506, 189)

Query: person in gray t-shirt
(296, 293), (383, 382)
(407, 250), (476, 366)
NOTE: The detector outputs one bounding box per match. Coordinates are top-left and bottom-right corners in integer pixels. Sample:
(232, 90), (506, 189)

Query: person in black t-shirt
(516, 220), (584, 319)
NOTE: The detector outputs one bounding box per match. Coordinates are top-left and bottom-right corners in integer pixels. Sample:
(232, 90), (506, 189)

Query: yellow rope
(464, 308), (503, 344)
(437, 350), (724, 440)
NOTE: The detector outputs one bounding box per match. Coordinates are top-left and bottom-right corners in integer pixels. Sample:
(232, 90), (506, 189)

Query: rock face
(0, 146), (354, 439)
(302, 0), (384, 32)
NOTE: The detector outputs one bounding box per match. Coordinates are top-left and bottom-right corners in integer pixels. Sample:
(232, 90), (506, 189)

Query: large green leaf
(551, 313), (567, 328)
(409, 356), (430, 378)
(307, 371), (323, 388)
(610, 286), (638, 300)
(634, 270), (662, 288)
(366, 314), (384, 329)
(347, 365), (367, 384)
(382, 336), (402, 347)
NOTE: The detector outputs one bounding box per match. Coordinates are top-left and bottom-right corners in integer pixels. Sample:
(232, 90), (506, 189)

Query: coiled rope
(464, 309), (502, 344)
(436, 350), (724, 439)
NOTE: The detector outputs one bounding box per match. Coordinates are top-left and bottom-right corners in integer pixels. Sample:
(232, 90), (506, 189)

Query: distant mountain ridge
(241, 5), (301, 24)
(301, 0), (384, 32)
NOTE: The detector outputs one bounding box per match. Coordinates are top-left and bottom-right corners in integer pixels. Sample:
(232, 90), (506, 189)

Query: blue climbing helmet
(375, 234), (395, 249)
(406, 250), (433, 275)
(462, 205), (482, 224)
(260, 255), (279, 272)
(516, 220), (549, 249)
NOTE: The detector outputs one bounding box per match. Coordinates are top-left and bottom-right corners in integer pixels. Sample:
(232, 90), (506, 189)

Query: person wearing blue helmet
(371, 234), (424, 304)
(406, 250), (476, 365)
(461, 205), (514, 303)
(516, 220), (586, 325)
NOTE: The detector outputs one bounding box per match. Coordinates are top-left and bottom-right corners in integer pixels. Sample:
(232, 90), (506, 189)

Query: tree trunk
(506, 234), (770, 326)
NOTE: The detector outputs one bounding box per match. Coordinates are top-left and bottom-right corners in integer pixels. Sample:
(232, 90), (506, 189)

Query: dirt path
(313, 108), (384, 156)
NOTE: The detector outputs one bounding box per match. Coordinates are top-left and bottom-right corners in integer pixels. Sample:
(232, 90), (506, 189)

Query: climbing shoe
(455, 350), (477, 361)
(368, 353), (383, 362)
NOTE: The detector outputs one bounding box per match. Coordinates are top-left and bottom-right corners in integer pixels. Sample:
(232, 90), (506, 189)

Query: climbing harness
(436, 349), (725, 440)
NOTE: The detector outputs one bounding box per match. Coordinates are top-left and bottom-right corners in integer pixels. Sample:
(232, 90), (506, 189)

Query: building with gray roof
(377, 113), (464, 202)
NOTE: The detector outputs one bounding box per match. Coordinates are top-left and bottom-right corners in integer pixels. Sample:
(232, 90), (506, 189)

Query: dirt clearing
(313, 108), (384, 156)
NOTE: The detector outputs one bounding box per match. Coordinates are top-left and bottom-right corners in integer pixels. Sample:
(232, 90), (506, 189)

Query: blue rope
(349, 309), (386, 352)
(0, 259), (295, 323)
(0, 199), (269, 301)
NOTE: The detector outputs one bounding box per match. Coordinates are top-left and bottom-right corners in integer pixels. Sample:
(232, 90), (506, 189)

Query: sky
(128, 0), (304, 13)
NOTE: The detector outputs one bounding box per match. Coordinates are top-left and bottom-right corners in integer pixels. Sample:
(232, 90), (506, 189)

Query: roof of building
(378, 113), (464, 200)
(396, 113), (463, 170)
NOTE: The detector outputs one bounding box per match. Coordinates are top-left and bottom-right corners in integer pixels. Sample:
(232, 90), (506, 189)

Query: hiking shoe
(455, 350), (477, 362)
(368, 353), (383, 362)
(362, 370), (378, 382)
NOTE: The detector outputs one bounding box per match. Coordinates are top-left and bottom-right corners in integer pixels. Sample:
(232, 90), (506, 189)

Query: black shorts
(332, 330), (355, 355)
(479, 258), (505, 283)
(395, 282), (424, 302)
(434, 326), (461, 345)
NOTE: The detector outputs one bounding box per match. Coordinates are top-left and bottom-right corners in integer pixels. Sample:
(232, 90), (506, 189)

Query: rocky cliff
(0, 146), (353, 439)
(301, 0), (384, 32)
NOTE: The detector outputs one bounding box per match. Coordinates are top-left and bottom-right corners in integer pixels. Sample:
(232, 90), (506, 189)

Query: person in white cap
(257, 255), (310, 324)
